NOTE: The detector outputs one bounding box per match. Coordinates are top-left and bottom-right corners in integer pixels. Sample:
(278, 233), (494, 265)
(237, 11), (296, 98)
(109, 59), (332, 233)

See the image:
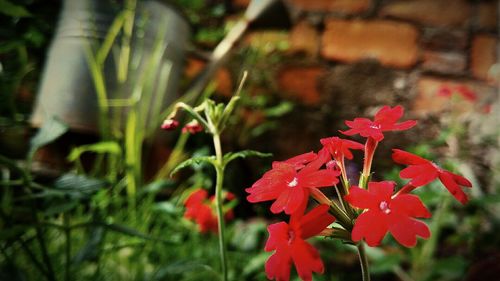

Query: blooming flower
(345, 181), (431, 247)
(184, 189), (234, 233)
(320, 136), (364, 161)
(320, 137), (364, 184)
(341, 105), (417, 142)
(392, 149), (472, 204)
(246, 150), (340, 215)
(265, 205), (335, 281)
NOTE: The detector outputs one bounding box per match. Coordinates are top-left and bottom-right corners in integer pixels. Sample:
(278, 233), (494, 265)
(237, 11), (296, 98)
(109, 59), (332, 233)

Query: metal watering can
(31, 0), (190, 134)
(31, 0), (286, 135)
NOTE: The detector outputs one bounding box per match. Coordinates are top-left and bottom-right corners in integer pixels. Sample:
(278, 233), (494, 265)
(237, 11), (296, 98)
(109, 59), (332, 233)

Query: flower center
(288, 230), (296, 244)
(369, 124), (381, 130)
(379, 201), (391, 214)
(288, 177), (298, 188)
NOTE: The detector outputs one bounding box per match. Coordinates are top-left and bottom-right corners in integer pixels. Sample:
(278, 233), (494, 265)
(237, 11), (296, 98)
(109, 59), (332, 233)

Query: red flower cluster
(437, 84), (477, 102)
(184, 189), (234, 234)
(247, 105), (472, 281)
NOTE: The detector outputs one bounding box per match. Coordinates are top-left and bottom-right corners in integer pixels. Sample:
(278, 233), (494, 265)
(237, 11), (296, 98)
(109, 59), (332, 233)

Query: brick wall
(232, 0), (498, 118)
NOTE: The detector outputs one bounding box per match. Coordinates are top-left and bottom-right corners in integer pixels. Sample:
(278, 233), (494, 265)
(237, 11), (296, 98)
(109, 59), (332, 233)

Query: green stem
(64, 214), (71, 281)
(357, 242), (371, 281)
(412, 195), (450, 280)
(212, 133), (228, 281)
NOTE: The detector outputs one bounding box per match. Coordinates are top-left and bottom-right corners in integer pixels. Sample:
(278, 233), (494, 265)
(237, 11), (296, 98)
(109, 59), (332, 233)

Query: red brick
(380, 0), (471, 28)
(478, 2), (498, 30)
(321, 19), (419, 68)
(421, 51), (466, 74)
(185, 58), (233, 97)
(471, 35), (497, 82)
(287, 0), (371, 14)
(277, 66), (325, 105)
(413, 76), (496, 116)
(289, 20), (319, 57)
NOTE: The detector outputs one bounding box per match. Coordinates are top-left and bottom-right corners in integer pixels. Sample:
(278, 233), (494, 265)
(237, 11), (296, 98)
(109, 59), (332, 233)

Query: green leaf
(54, 173), (105, 199)
(0, 0), (32, 17)
(43, 200), (79, 216)
(28, 117), (68, 160)
(100, 223), (174, 244)
(139, 179), (175, 196)
(223, 150), (272, 166)
(152, 260), (216, 279)
(67, 141), (121, 162)
(169, 156), (216, 177)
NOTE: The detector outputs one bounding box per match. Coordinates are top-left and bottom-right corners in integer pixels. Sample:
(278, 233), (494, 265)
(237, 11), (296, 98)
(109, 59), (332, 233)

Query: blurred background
(1, 0), (499, 280)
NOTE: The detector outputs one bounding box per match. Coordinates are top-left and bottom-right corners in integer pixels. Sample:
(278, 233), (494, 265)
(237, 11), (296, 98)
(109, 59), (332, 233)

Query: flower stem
(213, 133), (228, 281)
(357, 242), (371, 281)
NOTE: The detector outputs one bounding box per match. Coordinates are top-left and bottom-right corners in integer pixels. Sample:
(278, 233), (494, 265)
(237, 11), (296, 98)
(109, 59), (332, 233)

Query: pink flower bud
(161, 119), (179, 130)
(182, 120), (203, 134)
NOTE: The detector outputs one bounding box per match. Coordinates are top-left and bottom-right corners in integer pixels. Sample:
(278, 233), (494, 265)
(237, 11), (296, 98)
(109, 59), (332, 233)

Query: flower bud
(161, 119), (179, 130)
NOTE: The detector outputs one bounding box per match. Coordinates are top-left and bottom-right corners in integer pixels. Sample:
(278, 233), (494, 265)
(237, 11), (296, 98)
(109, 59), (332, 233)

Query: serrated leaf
(170, 156), (216, 177)
(54, 173), (105, 198)
(0, 0), (32, 17)
(223, 150), (272, 166)
(28, 117), (68, 160)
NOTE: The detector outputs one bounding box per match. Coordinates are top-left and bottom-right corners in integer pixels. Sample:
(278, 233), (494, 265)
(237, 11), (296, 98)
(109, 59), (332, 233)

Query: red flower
(392, 149), (472, 204)
(341, 105), (417, 142)
(184, 189), (235, 233)
(265, 205), (335, 281)
(320, 136), (364, 161)
(438, 85), (477, 102)
(182, 120), (204, 134)
(161, 119), (179, 130)
(246, 151), (340, 214)
(345, 181), (431, 247)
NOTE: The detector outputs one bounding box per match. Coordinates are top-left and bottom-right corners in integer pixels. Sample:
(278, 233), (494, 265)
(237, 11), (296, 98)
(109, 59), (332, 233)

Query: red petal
(299, 205), (335, 239)
(388, 214), (430, 247)
(265, 246), (292, 281)
(368, 181), (395, 201)
(438, 172), (469, 204)
(300, 169), (340, 188)
(399, 164), (438, 187)
(292, 239), (324, 281)
(391, 194), (431, 218)
(392, 149), (430, 165)
(246, 164), (295, 203)
(345, 186), (377, 209)
(284, 151), (317, 170)
(270, 187), (307, 215)
(265, 222), (289, 251)
(450, 172), (472, 187)
(351, 210), (388, 246)
(391, 120), (417, 131)
(375, 105), (402, 124)
(184, 189), (208, 207)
